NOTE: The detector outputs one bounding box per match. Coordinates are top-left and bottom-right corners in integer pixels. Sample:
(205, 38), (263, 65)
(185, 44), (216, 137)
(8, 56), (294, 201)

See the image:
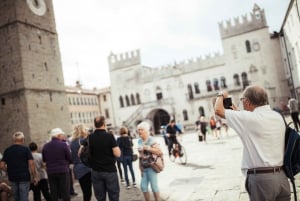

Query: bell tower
(0, 0), (71, 150)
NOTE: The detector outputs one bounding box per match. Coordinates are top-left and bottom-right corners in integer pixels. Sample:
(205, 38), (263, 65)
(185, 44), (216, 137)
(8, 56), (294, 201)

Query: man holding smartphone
(214, 86), (290, 201)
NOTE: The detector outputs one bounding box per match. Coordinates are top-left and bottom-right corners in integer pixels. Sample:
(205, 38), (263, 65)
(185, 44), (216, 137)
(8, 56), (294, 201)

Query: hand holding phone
(223, 97), (233, 109)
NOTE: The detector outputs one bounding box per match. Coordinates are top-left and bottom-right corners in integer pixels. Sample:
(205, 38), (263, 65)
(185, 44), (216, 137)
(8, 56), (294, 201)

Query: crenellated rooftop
(108, 49), (141, 70)
(218, 4), (268, 39)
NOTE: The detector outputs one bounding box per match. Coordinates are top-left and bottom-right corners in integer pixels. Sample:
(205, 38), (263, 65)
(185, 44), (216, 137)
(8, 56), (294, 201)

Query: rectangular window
(1, 98), (5, 105)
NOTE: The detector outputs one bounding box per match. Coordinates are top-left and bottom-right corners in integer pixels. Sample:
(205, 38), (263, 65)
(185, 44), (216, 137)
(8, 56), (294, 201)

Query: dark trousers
(122, 156), (136, 186)
(91, 170), (119, 201)
(79, 172), (92, 201)
(30, 179), (51, 201)
(291, 112), (300, 131)
(48, 172), (70, 201)
(116, 161), (123, 180)
(168, 137), (181, 155)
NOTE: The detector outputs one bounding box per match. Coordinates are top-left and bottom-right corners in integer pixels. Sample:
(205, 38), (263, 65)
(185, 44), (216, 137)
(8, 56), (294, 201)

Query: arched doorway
(147, 109), (170, 134)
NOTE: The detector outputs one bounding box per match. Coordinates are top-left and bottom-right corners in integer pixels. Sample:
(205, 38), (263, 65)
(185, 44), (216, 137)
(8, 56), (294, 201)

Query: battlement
(142, 51), (224, 82)
(108, 49), (141, 70)
(218, 4), (268, 39)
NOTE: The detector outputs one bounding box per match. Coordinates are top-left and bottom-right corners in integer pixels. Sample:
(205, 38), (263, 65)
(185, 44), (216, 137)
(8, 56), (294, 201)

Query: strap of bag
(281, 114), (297, 201)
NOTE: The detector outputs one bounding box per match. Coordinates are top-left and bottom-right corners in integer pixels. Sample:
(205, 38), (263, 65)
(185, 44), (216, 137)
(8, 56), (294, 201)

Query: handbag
(140, 150), (164, 173)
(78, 137), (91, 167)
(150, 154), (164, 173)
(132, 153), (138, 162)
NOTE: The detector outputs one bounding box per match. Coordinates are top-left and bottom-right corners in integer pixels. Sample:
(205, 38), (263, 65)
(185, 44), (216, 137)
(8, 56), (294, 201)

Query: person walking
(0, 131), (38, 201)
(42, 128), (72, 201)
(214, 85), (290, 201)
(288, 97), (300, 131)
(29, 142), (51, 201)
(70, 124), (92, 201)
(117, 127), (136, 189)
(137, 121), (163, 201)
(109, 130), (125, 184)
(80, 116), (121, 201)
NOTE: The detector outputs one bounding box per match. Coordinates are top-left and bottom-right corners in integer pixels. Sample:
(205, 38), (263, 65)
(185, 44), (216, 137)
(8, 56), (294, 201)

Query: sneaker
(126, 185), (131, 189)
(132, 183), (137, 188)
(121, 179), (125, 184)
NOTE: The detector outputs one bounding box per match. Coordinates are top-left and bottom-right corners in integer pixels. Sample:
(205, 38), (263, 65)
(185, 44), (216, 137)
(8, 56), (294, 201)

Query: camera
(223, 97), (233, 109)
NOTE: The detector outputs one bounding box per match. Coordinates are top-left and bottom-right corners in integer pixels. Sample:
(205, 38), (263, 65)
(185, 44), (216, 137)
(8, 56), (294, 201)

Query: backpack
(282, 117), (300, 201)
(79, 136), (91, 168)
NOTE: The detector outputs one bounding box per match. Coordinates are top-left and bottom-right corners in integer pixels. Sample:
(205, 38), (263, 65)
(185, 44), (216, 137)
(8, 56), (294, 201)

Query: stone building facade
(279, 0), (300, 99)
(0, 0), (71, 151)
(108, 4), (290, 134)
(66, 82), (114, 131)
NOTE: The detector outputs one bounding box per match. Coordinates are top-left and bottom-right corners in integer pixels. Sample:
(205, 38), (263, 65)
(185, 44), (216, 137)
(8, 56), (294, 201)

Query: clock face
(26, 0), (47, 16)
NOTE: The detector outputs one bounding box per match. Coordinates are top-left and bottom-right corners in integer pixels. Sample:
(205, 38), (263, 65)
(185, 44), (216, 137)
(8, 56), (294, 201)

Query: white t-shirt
(225, 105), (285, 174)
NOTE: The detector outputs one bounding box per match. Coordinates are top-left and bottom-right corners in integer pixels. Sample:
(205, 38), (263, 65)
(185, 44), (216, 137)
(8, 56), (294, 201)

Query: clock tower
(0, 0), (71, 150)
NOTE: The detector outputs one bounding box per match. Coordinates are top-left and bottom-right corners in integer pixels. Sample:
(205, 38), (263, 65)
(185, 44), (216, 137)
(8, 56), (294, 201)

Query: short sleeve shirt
(225, 105), (285, 173)
(2, 144), (33, 182)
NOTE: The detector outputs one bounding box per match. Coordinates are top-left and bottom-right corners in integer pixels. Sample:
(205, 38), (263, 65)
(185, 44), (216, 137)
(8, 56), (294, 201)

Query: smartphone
(223, 97), (233, 109)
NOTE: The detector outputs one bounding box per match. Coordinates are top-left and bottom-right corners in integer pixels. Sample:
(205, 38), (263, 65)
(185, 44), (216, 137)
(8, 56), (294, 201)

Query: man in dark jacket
(42, 128), (72, 201)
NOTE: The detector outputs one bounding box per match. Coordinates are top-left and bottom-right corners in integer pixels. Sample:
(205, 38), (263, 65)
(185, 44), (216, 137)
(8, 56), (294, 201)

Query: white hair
(13, 131), (24, 141)
(137, 121), (150, 132)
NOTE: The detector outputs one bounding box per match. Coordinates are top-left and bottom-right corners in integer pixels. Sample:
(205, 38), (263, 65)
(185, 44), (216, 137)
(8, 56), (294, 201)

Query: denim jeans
(48, 172), (70, 201)
(122, 155), (136, 186)
(91, 170), (119, 201)
(140, 168), (159, 193)
(11, 181), (30, 201)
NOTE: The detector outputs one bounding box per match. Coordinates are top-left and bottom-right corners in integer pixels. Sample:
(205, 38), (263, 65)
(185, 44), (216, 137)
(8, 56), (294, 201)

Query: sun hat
(50, 128), (65, 137)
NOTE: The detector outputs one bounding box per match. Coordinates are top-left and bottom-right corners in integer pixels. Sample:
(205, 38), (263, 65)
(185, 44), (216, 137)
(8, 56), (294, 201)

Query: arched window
(233, 74), (241, 86)
(213, 78), (219, 90)
(220, 76), (227, 88)
(130, 94), (135, 105)
(136, 93), (141, 104)
(245, 40), (251, 53)
(206, 80), (212, 92)
(187, 84), (194, 99)
(156, 86), (163, 100)
(125, 95), (130, 106)
(199, 106), (205, 117)
(194, 82), (200, 94)
(183, 110), (188, 121)
(119, 96), (124, 108)
(241, 72), (250, 89)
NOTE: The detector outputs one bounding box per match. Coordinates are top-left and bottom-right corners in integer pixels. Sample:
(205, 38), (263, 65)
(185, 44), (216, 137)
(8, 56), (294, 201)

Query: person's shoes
(126, 185), (131, 189)
(121, 179), (125, 184)
(132, 183), (137, 188)
(70, 192), (78, 196)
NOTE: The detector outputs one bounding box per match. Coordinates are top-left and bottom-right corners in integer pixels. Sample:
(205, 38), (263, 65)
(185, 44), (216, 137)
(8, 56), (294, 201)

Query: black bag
(79, 136), (91, 168)
(132, 154), (138, 162)
(282, 117), (300, 201)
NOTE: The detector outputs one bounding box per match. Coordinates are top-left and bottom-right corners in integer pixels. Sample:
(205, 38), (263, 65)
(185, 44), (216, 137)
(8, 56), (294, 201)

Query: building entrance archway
(147, 109), (170, 134)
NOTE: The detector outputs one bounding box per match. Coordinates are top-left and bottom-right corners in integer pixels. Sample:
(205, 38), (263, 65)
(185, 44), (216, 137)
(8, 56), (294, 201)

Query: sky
(52, 0), (290, 89)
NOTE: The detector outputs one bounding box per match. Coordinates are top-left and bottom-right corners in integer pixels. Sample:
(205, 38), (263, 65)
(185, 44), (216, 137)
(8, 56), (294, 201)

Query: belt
(247, 166), (283, 174)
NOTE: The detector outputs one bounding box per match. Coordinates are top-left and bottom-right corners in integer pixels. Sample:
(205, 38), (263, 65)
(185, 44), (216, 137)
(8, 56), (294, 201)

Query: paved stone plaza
(65, 125), (300, 201)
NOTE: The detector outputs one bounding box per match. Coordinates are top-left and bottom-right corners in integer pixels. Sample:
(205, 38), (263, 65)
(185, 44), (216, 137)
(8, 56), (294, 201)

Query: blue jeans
(122, 155), (136, 186)
(91, 170), (119, 201)
(140, 168), (159, 193)
(11, 181), (30, 201)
